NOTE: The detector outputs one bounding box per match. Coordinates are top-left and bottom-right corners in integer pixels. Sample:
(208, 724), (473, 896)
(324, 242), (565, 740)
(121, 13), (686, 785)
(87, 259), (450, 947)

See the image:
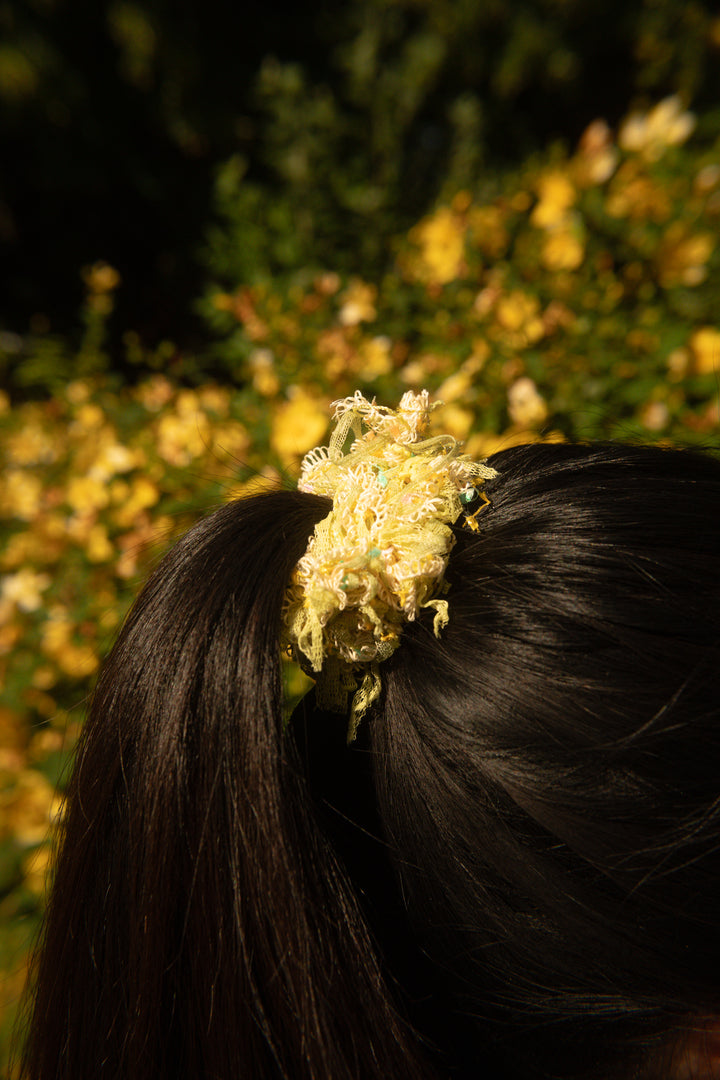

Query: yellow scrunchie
(283, 390), (497, 740)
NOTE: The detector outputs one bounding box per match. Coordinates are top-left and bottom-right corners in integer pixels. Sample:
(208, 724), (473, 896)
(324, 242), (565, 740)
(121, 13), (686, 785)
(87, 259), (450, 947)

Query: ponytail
(20, 490), (434, 1079)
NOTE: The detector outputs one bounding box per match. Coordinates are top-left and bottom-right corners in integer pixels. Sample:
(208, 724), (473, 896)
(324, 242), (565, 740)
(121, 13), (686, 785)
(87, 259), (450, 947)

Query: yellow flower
(689, 327), (720, 375)
(64, 516), (95, 548)
(56, 642), (99, 678)
(156, 409), (211, 466)
(437, 371), (472, 403)
(134, 375), (175, 411)
(531, 172), (576, 229)
(212, 423), (251, 465)
(605, 161), (671, 221)
(0, 769), (61, 847)
(358, 336), (393, 379)
(542, 226), (585, 272)
(694, 164), (720, 195)
(83, 261), (121, 293)
(575, 120), (619, 186)
(315, 272), (341, 296)
(408, 207), (466, 285)
(249, 348), (281, 397)
(317, 328), (355, 381)
(496, 292), (538, 332)
(110, 479), (130, 505)
(71, 403), (105, 431)
(66, 475), (111, 513)
(112, 477), (157, 528)
(619, 96), (696, 162)
(338, 280), (377, 326)
(41, 608), (100, 678)
(639, 401), (669, 432)
(88, 440), (140, 482)
(666, 347), (690, 381)
(429, 403), (474, 440)
(41, 608), (72, 655)
(0, 470), (43, 520)
(657, 225), (714, 288)
(398, 352), (450, 385)
(399, 358), (432, 385)
(495, 291), (545, 348)
(197, 385), (231, 416)
(507, 377), (549, 428)
(175, 389), (200, 415)
(270, 389), (329, 465)
(5, 420), (59, 466)
(23, 843), (53, 895)
(113, 477), (160, 528)
(99, 606), (121, 631)
(32, 665), (57, 690)
(65, 379), (90, 404)
(0, 530), (40, 570)
(1, 567), (51, 612)
(528, 172), (586, 272)
(87, 523), (115, 563)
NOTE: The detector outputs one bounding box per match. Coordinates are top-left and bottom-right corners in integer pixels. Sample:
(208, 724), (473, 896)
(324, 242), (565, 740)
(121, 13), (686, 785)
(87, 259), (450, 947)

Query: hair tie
(283, 390), (497, 740)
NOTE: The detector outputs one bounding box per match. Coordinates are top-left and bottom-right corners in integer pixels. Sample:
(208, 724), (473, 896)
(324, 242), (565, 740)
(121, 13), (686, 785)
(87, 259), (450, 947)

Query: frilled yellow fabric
(283, 390), (497, 739)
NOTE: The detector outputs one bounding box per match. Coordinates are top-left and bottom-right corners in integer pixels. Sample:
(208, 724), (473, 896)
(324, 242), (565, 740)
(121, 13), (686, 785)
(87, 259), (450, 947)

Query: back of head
(19, 438), (720, 1080)
(362, 441), (720, 1076)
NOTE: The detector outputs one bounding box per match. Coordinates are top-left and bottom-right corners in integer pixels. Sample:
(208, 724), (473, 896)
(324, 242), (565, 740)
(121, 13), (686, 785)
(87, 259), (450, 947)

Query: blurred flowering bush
(203, 95), (720, 450)
(1, 93), (720, 1067)
(0, 375), (281, 1064)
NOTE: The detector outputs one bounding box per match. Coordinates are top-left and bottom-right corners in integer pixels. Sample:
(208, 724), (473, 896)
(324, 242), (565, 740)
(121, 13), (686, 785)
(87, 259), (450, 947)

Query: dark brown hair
(18, 442), (720, 1079)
